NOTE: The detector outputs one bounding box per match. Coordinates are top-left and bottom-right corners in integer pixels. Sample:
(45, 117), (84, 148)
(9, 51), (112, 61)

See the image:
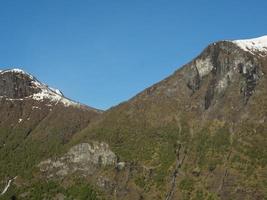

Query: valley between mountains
(0, 36), (267, 200)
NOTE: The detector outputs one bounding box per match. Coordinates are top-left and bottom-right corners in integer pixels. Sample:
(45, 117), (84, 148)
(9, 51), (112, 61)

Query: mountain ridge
(0, 67), (102, 199)
(0, 68), (102, 112)
(2, 35), (267, 110)
(0, 35), (267, 200)
(68, 35), (267, 199)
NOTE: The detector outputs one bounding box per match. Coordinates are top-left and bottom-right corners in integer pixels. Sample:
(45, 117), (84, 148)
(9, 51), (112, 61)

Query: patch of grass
(1, 179), (102, 200)
(179, 177), (194, 192)
(67, 182), (100, 200)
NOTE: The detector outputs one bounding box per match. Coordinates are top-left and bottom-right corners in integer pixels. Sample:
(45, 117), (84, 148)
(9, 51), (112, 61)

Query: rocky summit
(0, 36), (266, 200)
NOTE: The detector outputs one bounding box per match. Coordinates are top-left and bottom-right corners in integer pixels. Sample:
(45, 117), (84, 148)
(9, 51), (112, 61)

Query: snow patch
(29, 79), (79, 107)
(49, 87), (63, 95)
(233, 35), (267, 56)
(29, 76), (80, 107)
(30, 88), (79, 107)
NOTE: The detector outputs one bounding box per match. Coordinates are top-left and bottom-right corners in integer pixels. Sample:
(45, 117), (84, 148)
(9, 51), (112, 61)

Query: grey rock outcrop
(39, 142), (117, 178)
(0, 69), (41, 99)
(184, 41), (263, 109)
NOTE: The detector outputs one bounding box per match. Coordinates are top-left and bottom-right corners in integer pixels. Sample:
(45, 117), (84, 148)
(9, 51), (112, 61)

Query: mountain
(1, 36), (267, 200)
(72, 36), (267, 200)
(0, 69), (102, 199)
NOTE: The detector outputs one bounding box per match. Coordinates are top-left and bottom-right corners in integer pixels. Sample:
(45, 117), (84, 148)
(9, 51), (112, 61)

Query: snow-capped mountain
(1, 35), (267, 200)
(51, 35), (266, 200)
(233, 35), (267, 56)
(0, 67), (102, 199)
(0, 68), (81, 107)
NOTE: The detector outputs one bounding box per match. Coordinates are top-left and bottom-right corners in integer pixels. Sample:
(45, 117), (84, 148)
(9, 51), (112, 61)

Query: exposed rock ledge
(38, 142), (119, 178)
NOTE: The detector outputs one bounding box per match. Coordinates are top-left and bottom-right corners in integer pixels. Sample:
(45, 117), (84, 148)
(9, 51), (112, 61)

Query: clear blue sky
(0, 0), (266, 110)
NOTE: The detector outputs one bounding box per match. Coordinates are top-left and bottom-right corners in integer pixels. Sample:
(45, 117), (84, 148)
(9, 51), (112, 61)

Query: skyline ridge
(2, 34), (267, 110)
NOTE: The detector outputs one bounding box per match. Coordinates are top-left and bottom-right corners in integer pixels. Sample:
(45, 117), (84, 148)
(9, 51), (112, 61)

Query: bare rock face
(68, 142), (117, 167)
(39, 142), (117, 178)
(0, 69), (41, 99)
(0, 68), (91, 107)
(184, 41), (263, 109)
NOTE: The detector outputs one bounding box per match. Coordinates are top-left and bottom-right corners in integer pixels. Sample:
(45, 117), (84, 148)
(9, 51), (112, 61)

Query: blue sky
(0, 0), (267, 110)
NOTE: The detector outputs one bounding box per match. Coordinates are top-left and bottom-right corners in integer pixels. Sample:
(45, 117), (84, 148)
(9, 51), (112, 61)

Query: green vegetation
(194, 126), (231, 169)
(0, 180), (102, 200)
(179, 178), (194, 192)
(1, 46), (267, 199)
(66, 182), (100, 200)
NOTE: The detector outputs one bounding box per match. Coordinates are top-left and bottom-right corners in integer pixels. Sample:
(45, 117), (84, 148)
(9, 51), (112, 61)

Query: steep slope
(0, 69), (102, 198)
(2, 36), (267, 200)
(65, 36), (266, 200)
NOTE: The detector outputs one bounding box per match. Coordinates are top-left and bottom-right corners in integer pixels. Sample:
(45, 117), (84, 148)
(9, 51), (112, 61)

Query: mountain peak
(0, 68), (80, 107)
(0, 68), (34, 78)
(232, 35), (267, 55)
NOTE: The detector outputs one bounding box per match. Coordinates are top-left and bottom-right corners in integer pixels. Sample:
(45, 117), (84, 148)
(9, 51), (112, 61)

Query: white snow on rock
(30, 87), (79, 107)
(49, 87), (63, 96)
(233, 35), (267, 56)
(29, 79), (80, 107)
(0, 68), (34, 79)
(0, 68), (80, 107)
